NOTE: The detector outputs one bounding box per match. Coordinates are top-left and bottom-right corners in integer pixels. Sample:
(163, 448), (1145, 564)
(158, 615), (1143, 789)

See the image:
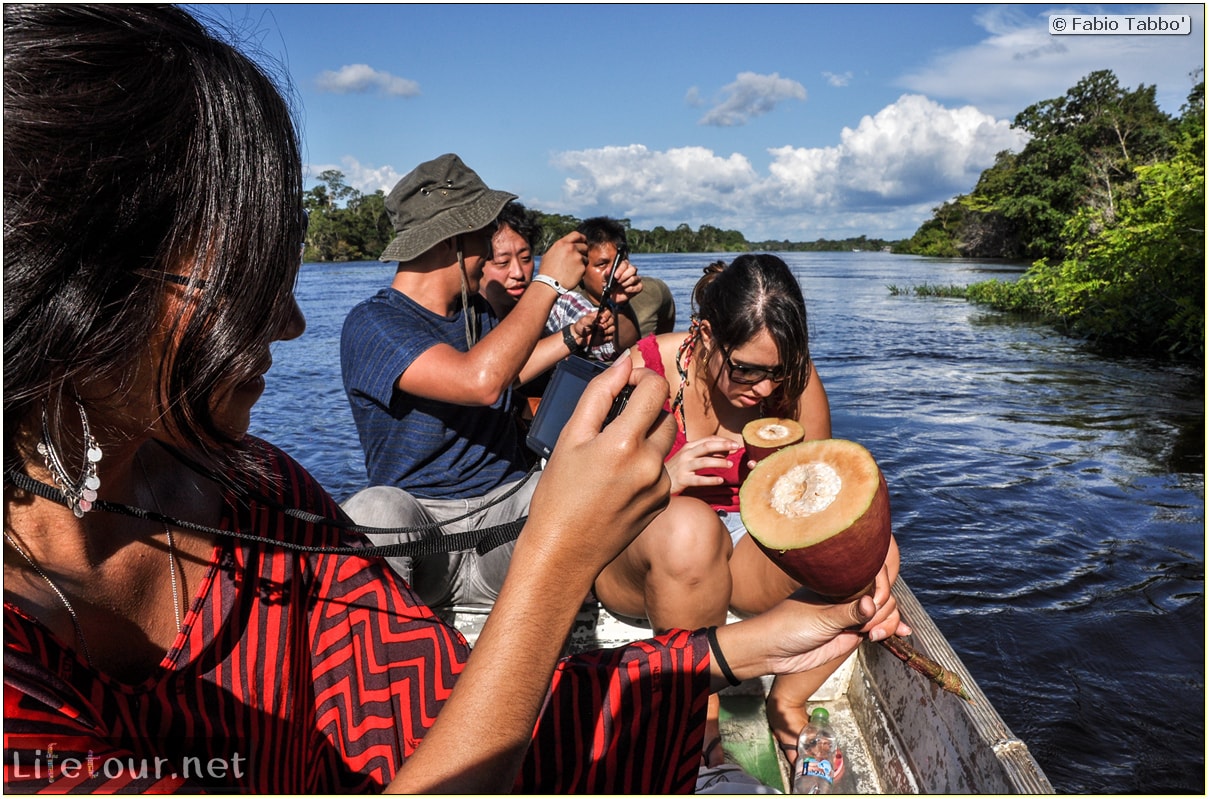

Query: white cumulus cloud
(823, 70), (854, 88)
(546, 95), (1029, 240)
(897, 5), (1205, 117)
(551, 144), (759, 219)
(306, 157), (404, 197)
(315, 64), (420, 98)
(768, 94), (1030, 208)
(698, 72), (808, 127)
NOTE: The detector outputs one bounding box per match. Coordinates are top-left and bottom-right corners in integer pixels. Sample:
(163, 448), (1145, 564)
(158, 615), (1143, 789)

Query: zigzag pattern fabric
(3, 439), (708, 793)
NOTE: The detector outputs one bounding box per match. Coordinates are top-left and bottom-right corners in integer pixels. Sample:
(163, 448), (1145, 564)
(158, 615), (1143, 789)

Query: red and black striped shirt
(4, 439), (708, 793)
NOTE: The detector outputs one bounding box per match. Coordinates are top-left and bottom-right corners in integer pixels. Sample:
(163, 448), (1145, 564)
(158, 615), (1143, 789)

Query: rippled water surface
(251, 252), (1204, 794)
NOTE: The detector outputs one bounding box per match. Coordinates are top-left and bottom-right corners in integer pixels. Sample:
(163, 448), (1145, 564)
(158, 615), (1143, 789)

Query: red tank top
(637, 334), (744, 512)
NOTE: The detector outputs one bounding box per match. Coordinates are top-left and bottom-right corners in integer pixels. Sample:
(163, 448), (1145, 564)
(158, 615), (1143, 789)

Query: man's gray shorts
(341, 473), (539, 612)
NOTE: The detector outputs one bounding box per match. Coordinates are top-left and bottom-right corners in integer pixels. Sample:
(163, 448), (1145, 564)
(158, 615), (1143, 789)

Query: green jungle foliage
(900, 69), (1205, 362)
(302, 171), (394, 263)
(899, 69), (1187, 261)
(958, 72), (1205, 361)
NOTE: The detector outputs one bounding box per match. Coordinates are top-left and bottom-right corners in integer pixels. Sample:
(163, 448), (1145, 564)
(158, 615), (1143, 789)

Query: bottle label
(799, 757), (835, 784)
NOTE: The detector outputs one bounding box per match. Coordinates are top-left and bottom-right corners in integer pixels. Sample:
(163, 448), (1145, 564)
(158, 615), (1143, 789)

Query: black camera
(525, 356), (633, 459)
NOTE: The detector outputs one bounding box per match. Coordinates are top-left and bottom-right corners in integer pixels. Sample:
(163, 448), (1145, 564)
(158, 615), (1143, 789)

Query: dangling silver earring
(37, 402), (102, 517)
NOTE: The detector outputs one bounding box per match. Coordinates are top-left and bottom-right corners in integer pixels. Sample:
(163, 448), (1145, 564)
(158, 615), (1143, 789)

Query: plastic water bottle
(792, 707), (844, 794)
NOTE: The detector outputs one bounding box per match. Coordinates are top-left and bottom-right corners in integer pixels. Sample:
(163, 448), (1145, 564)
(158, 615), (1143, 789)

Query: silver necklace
(139, 457), (183, 634)
(4, 459), (184, 668)
(3, 529), (94, 668)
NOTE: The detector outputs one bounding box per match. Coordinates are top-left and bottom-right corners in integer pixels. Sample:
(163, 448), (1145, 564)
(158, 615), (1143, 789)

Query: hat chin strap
(456, 241), (478, 348)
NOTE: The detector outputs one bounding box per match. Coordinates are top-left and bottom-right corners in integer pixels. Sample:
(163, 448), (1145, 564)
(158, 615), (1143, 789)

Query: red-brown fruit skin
(743, 418), (805, 463)
(751, 471), (892, 601)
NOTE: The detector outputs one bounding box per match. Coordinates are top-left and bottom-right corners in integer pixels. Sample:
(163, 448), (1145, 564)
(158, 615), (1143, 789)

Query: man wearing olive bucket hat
(340, 153), (589, 611)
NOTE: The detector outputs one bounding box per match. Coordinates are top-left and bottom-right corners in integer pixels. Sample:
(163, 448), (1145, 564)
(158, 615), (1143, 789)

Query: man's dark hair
(495, 201), (542, 250)
(576, 217), (629, 257)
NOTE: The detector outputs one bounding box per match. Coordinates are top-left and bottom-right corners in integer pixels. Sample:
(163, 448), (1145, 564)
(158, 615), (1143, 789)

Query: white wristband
(531, 274), (568, 294)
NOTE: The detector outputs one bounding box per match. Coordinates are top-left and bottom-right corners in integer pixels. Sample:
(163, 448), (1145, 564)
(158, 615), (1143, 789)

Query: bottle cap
(809, 707), (830, 725)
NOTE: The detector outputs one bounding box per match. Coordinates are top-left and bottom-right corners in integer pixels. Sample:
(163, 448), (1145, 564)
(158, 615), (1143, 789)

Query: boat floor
(441, 579), (1053, 794)
(444, 604), (879, 794)
(711, 649), (874, 793)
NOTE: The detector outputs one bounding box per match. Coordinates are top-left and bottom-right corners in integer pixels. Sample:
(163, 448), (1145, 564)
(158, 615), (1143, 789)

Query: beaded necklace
(671, 317), (703, 435)
(672, 316), (770, 437)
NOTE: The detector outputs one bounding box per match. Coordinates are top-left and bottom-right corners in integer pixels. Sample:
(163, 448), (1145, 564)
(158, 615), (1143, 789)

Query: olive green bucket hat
(379, 153), (517, 263)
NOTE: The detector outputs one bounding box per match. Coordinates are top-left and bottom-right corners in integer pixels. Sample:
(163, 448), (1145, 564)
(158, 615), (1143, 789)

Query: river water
(250, 251), (1204, 794)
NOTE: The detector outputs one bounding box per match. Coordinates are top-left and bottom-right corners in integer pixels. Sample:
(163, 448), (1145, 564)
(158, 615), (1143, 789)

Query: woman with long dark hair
(600, 254), (906, 766)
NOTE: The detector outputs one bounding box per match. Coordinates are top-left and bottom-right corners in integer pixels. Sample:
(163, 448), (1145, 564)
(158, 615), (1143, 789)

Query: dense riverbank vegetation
(898, 70), (1204, 361)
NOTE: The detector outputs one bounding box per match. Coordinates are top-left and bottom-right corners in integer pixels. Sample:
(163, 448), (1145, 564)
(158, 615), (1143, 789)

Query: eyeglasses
(134, 210), (310, 290)
(721, 347), (786, 385)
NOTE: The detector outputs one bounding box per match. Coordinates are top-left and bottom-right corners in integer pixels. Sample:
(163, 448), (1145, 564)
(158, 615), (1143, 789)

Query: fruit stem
(879, 634), (972, 702)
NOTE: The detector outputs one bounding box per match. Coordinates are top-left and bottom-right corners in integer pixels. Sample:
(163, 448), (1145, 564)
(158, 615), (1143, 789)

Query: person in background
(3, 5), (899, 793)
(339, 154), (595, 611)
(478, 199), (538, 319)
(600, 254), (907, 767)
(545, 216), (644, 362)
(629, 273), (678, 336)
(480, 201), (603, 433)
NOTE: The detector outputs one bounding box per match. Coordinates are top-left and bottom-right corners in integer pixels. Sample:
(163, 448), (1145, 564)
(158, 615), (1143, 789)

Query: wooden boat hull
(442, 577), (1052, 794)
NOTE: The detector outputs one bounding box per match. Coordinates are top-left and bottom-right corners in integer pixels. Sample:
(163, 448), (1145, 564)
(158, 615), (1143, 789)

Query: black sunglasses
(721, 347), (786, 385)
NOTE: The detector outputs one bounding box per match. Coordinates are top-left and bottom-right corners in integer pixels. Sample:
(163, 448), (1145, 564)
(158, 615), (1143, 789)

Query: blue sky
(195, 3), (1204, 241)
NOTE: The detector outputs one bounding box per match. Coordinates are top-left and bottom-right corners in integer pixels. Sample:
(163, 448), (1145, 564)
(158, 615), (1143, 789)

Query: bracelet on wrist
(705, 625), (741, 687)
(532, 274), (568, 294)
(561, 325), (583, 352)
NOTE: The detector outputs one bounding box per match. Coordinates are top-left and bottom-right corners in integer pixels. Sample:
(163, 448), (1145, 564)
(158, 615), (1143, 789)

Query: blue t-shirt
(340, 287), (527, 500)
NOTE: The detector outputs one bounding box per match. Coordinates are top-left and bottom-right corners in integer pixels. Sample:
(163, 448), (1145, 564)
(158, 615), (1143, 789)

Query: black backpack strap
(4, 467), (528, 559)
(366, 516), (528, 558)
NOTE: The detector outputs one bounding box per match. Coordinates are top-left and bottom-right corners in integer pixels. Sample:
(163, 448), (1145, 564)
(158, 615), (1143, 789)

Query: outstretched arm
(514, 313), (601, 387)
(386, 359), (676, 793)
(398, 232), (588, 406)
(706, 585), (909, 694)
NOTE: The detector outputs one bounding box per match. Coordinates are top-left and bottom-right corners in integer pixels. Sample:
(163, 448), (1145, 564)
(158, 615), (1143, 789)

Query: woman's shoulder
(241, 436), (323, 486)
(634, 333), (670, 371)
(230, 437), (346, 539)
(647, 331), (686, 355)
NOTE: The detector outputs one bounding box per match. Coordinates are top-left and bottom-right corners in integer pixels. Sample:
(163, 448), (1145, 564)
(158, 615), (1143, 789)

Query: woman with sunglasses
(599, 254), (905, 769)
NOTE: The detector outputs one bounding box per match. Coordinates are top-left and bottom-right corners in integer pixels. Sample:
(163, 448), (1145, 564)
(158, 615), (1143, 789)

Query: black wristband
(561, 325), (582, 352)
(705, 625), (741, 686)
